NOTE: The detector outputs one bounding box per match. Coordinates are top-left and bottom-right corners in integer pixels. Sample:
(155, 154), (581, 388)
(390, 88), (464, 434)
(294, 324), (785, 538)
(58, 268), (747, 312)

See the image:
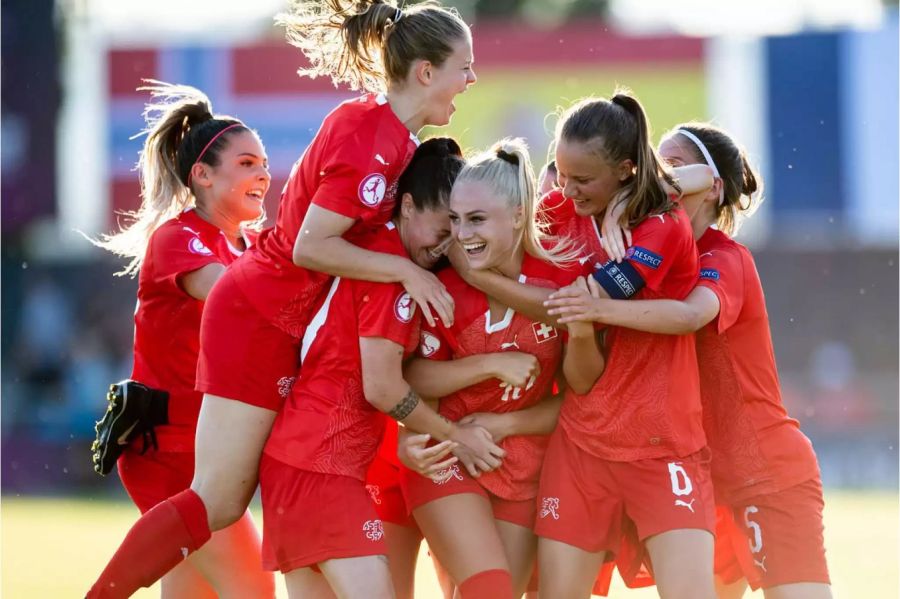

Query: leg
(87, 396), (276, 599)
(763, 583), (833, 599)
(318, 555), (395, 599)
(645, 528), (717, 599)
(715, 575), (748, 599)
(186, 509), (275, 599)
(283, 567), (340, 599)
(160, 561), (218, 599)
(536, 537), (605, 598)
(429, 548), (456, 599)
(413, 493), (510, 584)
(495, 520), (537, 598)
(383, 522), (422, 599)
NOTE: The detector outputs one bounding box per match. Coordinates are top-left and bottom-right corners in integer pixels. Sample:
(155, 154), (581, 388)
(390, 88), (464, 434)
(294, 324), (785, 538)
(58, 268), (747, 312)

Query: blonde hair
(92, 80), (250, 276)
(455, 138), (580, 267)
(276, 0), (468, 92)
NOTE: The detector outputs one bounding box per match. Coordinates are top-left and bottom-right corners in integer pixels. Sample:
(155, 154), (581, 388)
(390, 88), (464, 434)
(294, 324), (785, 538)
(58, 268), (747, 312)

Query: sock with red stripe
(458, 568), (514, 599)
(86, 489), (211, 598)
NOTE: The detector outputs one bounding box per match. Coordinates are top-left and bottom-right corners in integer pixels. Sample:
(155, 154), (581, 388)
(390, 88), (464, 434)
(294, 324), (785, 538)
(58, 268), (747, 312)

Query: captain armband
(591, 260), (646, 300)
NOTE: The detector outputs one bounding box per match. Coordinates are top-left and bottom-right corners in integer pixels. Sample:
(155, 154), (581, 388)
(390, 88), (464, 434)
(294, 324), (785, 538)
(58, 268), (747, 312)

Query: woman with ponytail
(88, 2), (488, 597)
(394, 138), (584, 598)
(89, 81), (274, 598)
(546, 123), (832, 599)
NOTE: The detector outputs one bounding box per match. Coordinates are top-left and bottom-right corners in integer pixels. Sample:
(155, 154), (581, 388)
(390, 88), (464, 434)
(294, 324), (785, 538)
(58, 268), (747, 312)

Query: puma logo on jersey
(500, 336), (519, 350)
(700, 251), (714, 258)
(358, 173), (387, 207)
(754, 555), (767, 572)
(653, 214), (666, 223)
(674, 498), (696, 512)
(375, 154), (389, 166)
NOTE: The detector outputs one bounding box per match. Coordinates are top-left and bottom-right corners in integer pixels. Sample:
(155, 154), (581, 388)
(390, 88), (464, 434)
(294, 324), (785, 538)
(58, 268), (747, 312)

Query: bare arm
(294, 204), (454, 327)
(459, 394), (564, 443)
(360, 336), (506, 476)
(404, 352), (540, 399)
(562, 322), (606, 395)
(180, 263), (226, 301)
(548, 279), (721, 335)
(668, 164), (714, 196)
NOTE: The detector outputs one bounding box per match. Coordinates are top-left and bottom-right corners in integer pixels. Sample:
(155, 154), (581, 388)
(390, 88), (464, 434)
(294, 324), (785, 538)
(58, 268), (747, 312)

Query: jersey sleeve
(310, 125), (391, 223)
(356, 281), (418, 347)
(620, 213), (688, 292)
(696, 246), (745, 333)
(148, 223), (222, 293)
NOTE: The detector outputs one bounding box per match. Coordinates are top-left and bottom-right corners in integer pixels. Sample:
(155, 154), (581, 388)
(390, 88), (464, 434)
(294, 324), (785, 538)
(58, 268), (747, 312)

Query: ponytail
(558, 89), (678, 228)
(668, 122), (764, 235)
(454, 138), (580, 267)
(92, 80), (246, 276)
(277, 0), (468, 92)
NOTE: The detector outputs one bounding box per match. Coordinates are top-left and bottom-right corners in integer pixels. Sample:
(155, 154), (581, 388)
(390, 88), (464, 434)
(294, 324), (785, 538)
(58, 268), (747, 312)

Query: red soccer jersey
(132, 209), (251, 451)
(418, 254), (571, 500)
(232, 93), (419, 337)
(539, 189), (604, 266)
(264, 223), (421, 481)
(549, 196), (706, 461)
(695, 228), (819, 502)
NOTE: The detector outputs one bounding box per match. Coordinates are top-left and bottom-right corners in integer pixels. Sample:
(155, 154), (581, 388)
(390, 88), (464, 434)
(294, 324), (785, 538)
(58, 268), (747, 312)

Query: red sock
(86, 489), (211, 598)
(458, 569), (514, 599)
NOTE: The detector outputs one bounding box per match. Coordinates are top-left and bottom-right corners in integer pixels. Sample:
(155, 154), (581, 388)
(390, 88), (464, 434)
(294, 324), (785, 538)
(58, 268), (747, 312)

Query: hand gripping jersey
(418, 254), (571, 501)
(695, 228), (819, 503)
(542, 192), (706, 461)
(263, 223), (420, 481)
(232, 93), (419, 337)
(131, 209), (252, 451)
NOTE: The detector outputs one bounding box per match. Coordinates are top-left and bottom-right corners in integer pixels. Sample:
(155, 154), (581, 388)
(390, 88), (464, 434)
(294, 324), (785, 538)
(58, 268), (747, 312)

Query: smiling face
(398, 193), (452, 270)
(449, 179), (521, 271)
(423, 33), (477, 127)
(198, 130), (271, 222)
(554, 138), (630, 218)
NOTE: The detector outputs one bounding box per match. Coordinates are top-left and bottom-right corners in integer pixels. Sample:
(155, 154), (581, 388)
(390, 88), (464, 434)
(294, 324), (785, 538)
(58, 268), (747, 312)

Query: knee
(191, 483), (251, 531)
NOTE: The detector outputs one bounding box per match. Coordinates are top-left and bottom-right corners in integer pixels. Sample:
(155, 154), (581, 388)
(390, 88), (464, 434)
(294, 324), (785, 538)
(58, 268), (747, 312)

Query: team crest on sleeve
(532, 321), (558, 343)
(420, 331), (441, 357)
(394, 292), (415, 323)
(362, 519), (384, 541)
(188, 237), (213, 256)
(358, 173), (387, 207)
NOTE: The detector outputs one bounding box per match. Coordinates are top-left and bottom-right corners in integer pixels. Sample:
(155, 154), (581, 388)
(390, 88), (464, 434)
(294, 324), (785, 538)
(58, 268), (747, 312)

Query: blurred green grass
(2, 490), (896, 597)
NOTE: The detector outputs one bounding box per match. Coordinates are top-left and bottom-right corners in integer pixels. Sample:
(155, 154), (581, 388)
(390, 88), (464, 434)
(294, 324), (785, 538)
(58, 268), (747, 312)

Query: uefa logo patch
(188, 237), (213, 256)
(419, 331), (441, 357)
(394, 292), (415, 323)
(358, 173), (387, 207)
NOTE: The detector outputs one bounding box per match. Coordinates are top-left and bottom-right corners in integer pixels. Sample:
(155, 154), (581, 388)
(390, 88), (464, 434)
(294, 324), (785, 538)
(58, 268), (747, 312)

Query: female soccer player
(87, 2), (488, 597)
(547, 123), (832, 599)
(90, 82), (273, 597)
(398, 138), (582, 598)
(259, 137), (504, 598)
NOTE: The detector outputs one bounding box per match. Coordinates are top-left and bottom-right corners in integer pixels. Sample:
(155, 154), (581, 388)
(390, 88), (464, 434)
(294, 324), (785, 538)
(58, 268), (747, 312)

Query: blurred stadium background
(2, 0), (898, 596)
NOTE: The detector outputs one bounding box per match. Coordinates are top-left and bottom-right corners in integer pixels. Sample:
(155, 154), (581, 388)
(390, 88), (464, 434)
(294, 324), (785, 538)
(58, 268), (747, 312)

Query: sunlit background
(2, 0), (898, 596)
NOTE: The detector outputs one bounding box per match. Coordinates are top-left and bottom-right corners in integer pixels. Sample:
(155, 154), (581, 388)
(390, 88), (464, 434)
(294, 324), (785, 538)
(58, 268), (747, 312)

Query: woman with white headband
(546, 122), (832, 599)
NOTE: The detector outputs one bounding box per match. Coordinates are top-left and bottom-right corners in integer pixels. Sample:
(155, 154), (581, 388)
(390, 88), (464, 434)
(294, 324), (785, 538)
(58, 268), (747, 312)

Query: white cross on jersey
(532, 322), (557, 343)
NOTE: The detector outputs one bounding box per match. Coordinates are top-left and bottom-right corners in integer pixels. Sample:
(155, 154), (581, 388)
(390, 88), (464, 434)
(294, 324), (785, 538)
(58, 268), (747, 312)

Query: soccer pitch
(2, 490), (896, 597)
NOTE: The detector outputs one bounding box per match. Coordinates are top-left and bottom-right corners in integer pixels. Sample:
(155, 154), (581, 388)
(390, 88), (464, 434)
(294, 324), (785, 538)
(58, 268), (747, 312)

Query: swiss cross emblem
(532, 322), (558, 343)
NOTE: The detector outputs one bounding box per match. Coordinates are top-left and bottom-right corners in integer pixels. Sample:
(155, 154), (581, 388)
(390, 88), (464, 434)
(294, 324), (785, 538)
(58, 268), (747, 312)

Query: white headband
(677, 129), (724, 206)
(394, 7), (403, 22)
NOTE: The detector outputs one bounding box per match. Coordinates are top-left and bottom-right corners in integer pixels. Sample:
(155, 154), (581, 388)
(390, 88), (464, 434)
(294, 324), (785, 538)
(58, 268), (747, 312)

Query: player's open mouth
(463, 241), (486, 256)
(246, 189), (265, 202)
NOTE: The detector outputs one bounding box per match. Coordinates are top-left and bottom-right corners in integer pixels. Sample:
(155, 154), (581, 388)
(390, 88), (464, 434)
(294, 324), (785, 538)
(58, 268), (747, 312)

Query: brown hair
(668, 123), (762, 235)
(454, 138), (580, 266)
(277, 0), (469, 92)
(557, 88), (681, 228)
(92, 80), (251, 276)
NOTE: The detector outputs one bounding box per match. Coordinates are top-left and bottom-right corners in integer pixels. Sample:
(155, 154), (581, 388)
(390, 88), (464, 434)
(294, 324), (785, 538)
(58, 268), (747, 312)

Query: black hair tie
(496, 149), (519, 166)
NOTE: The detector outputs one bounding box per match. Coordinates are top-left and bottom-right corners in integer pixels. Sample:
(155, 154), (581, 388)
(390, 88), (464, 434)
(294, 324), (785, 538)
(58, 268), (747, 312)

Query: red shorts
(117, 449), (194, 513)
(259, 454), (387, 572)
(399, 464), (536, 530)
(365, 455), (417, 529)
(730, 477), (830, 589)
(196, 268), (301, 411)
(535, 429), (715, 584)
(713, 504), (758, 586)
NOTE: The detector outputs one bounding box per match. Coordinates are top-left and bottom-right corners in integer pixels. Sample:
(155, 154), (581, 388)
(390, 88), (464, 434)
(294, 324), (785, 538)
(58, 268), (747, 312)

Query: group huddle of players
(85, 1), (832, 598)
